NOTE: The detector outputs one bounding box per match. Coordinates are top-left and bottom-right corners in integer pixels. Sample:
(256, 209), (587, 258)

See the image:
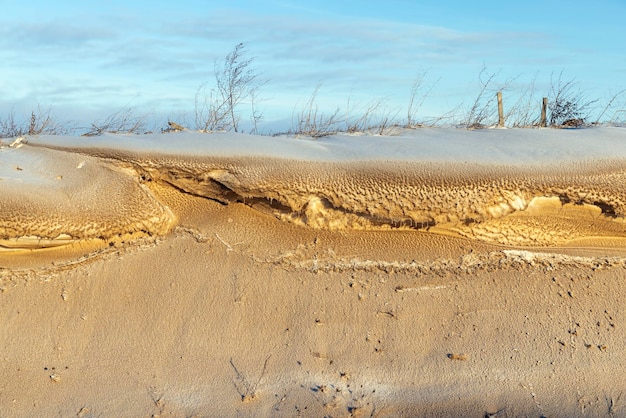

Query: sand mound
(22, 129), (626, 247)
(0, 144), (174, 250)
(70, 154), (626, 247)
(21, 135), (626, 246)
(5, 131), (626, 417)
(3, 179), (626, 417)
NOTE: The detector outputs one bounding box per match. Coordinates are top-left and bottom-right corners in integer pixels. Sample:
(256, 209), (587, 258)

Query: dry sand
(2, 133), (626, 417)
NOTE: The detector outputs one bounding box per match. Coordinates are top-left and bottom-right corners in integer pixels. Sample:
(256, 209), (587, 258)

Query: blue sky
(1, 0), (624, 132)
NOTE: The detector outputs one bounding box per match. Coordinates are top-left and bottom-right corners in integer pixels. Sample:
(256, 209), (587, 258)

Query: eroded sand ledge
(18, 128), (626, 247)
(0, 144), (175, 251)
(3, 130), (626, 417)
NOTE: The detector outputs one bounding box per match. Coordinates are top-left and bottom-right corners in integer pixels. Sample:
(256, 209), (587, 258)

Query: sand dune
(9, 128), (626, 247)
(0, 143), (174, 251)
(2, 129), (626, 416)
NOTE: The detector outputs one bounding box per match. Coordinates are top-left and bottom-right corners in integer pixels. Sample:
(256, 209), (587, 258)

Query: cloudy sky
(1, 0), (624, 132)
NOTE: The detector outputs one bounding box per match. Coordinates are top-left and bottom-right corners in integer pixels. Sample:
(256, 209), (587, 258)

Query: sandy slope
(2, 131), (626, 417)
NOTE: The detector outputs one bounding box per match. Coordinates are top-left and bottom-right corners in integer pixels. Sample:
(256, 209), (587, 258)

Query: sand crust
(0, 145), (174, 249)
(3, 131), (626, 416)
(9, 139), (626, 247)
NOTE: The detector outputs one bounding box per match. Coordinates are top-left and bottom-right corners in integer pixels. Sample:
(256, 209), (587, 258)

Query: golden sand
(2, 138), (626, 416)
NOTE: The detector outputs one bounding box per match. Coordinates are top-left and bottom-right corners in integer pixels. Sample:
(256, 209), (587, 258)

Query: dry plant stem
(595, 89), (626, 125)
(249, 91), (264, 134)
(294, 87), (402, 137)
(294, 84), (346, 137)
(5, 65), (626, 135)
(194, 43), (265, 133)
(464, 67), (499, 128)
(345, 97), (383, 133)
(610, 110), (626, 126)
(372, 107), (402, 135)
(194, 83), (230, 132)
(0, 106), (74, 138)
(506, 73), (539, 127)
(0, 110), (23, 138)
(464, 67), (518, 129)
(229, 356), (271, 402)
(83, 106), (148, 136)
(406, 70), (437, 128)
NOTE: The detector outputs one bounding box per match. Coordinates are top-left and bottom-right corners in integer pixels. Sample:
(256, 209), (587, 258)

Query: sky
(0, 0), (624, 133)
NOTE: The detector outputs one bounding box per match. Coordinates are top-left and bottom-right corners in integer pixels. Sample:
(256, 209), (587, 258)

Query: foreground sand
(2, 130), (626, 417)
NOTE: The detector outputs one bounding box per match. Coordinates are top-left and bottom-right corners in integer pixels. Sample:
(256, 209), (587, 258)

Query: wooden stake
(540, 97), (548, 127)
(497, 91), (504, 127)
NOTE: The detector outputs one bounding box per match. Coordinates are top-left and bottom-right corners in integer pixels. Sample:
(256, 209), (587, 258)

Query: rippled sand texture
(3, 130), (626, 417)
(130, 157), (626, 247)
(18, 131), (626, 250)
(0, 145), (174, 250)
(16, 150), (626, 248)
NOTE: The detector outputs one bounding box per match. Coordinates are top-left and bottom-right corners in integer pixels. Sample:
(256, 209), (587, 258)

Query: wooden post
(540, 97), (548, 127)
(497, 91), (504, 127)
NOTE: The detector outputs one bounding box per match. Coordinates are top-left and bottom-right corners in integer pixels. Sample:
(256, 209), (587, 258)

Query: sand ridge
(3, 178), (626, 417)
(0, 144), (175, 250)
(63, 152), (626, 246)
(4, 133), (626, 416)
(8, 136), (626, 248)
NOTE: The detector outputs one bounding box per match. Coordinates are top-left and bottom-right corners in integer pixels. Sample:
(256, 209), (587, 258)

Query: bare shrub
(345, 97), (385, 133)
(194, 82), (230, 132)
(463, 67), (517, 129)
(547, 71), (597, 127)
(195, 43), (266, 132)
(0, 110), (22, 138)
(406, 70), (437, 128)
(0, 106), (74, 138)
(292, 84), (346, 137)
(506, 74), (540, 127)
(363, 104), (402, 135)
(372, 112), (401, 135)
(27, 109), (54, 135)
(83, 105), (149, 136)
(463, 67), (500, 129)
(594, 89), (626, 125)
(291, 86), (403, 137)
